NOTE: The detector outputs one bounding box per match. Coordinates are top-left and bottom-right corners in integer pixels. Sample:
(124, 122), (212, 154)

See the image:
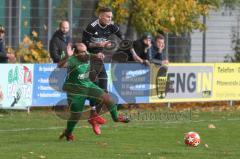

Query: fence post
(167, 102), (171, 108)
(47, 0), (52, 52)
(202, 15), (206, 62)
(229, 101), (234, 106)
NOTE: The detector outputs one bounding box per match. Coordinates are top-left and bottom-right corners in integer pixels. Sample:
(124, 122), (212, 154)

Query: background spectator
(151, 34), (169, 65)
(0, 25), (16, 63)
(49, 20), (71, 63)
(115, 33), (152, 65)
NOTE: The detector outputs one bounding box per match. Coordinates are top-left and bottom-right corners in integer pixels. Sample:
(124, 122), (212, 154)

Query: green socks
(109, 104), (118, 122)
(66, 119), (78, 134)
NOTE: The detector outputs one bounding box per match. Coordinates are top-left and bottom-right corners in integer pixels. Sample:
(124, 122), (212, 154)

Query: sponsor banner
(32, 64), (67, 106)
(2, 63), (240, 108)
(213, 63), (240, 100)
(150, 63), (214, 102)
(108, 63), (150, 104)
(0, 64), (33, 109)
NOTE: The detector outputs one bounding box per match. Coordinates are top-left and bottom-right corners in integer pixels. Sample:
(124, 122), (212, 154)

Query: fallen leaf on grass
(39, 155), (46, 159)
(82, 125), (90, 128)
(208, 124), (216, 129)
(204, 144), (209, 148)
(96, 141), (108, 147)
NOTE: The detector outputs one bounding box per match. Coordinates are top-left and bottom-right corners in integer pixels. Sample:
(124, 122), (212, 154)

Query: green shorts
(63, 81), (104, 113)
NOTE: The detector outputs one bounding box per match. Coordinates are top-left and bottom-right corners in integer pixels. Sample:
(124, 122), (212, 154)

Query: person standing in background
(0, 25), (16, 63)
(49, 20), (72, 63)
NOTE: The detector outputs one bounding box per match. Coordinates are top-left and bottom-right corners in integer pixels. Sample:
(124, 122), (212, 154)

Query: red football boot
(89, 112), (107, 125)
(116, 114), (130, 123)
(88, 118), (101, 135)
(59, 129), (74, 141)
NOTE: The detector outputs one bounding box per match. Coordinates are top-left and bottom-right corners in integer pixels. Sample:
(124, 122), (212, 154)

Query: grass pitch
(0, 106), (240, 159)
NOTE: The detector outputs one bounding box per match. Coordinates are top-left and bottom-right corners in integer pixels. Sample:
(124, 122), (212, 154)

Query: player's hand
(95, 42), (105, 48)
(104, 41), (112, 47)
(67, 43), (74, 56)
(95, 41), (111, 48)
(96, 52), (105, 60)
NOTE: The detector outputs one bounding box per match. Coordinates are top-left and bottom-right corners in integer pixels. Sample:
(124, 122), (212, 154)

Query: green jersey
(62, 55), (103, 96)
(65, 55), (91, 85)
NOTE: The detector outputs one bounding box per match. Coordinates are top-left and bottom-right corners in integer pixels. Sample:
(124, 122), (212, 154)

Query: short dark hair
(98, 7), (112, 14)
(155, 34), (165, 41)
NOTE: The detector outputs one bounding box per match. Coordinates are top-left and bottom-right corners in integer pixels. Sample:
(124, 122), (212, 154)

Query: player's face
(156, 39), (165, 50)
(99, 12), (112, 25)
(75, 43), (88, 62)
(60, 21), (69, 34)
(76, 43), (87, 53)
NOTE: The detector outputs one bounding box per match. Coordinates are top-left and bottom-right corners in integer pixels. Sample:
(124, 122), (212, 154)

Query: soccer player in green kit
(59, 43), (130, 141)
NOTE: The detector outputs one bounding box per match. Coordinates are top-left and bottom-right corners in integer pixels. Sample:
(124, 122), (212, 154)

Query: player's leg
(88, 60), (106, 120)
(101, 92), (130, 123)
(87, 86), (107, 135)
(59, 94), (86, 141)
(87, 84), (130, 123)
(95, 64), (108, 114)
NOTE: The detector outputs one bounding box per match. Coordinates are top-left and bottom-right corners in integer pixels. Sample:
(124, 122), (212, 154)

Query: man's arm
(49, 38), (61, 63)
(82, 24), (103, 48)
(57, 44), (74, 68)
(57, 55), (68, 68)
(0, 42), (8, 61)
(111, 24), (123, 40)
(0, 51), (8, 61)
(130, 48), (150, 65)
(0, 53), (16, 63)
(82, 28), (108, 48)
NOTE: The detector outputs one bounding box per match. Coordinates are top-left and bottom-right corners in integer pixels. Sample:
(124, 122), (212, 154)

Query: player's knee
(70, 112), (81, 121)
(101, 93), (114, 106)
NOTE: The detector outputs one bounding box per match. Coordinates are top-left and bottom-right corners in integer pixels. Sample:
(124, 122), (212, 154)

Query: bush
(15, 31), (50, 63)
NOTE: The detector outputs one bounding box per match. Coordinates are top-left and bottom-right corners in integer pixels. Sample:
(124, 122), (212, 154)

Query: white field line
(0, 118), (239, 132)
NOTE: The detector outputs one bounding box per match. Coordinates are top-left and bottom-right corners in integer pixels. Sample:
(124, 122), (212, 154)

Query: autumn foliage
(98, 0), (220, 34)
(15, 31), (50, 63)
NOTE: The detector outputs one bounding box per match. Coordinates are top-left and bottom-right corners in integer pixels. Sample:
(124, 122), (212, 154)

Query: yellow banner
(213, 63), (240, 100)
(149, 63), (240, 103)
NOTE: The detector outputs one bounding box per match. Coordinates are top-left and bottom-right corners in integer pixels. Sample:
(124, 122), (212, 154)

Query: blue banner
(107, 63), (150, 104)
(32, 64), (67, 106)
(1, 63), (151, 108)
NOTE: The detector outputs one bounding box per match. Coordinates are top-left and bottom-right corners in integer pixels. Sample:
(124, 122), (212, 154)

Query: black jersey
(82, 19), (123, 54)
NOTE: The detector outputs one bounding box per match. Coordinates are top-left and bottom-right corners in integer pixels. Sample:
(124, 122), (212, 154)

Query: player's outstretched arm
(57, 55), (68, 68)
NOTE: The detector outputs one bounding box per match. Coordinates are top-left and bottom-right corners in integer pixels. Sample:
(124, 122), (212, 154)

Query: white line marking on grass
(0, 118), (239, 132)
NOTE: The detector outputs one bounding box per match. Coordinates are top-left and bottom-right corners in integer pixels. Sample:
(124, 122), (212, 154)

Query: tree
(222, 0), (240, 62)
(98, 0), (222, 35)
(230, 15), (240, 62)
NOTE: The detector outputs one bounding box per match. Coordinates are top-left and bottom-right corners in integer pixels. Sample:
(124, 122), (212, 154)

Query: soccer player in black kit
(82, 7), (124, 134)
